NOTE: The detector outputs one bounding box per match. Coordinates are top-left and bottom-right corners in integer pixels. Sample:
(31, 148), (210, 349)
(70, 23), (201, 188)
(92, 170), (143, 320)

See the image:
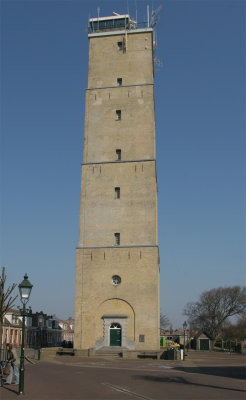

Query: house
(1, 308), (32, 347)
(1, 308), (62, 349)
(58, 319), (74, 345)
(26, 311), (62, 348)
(191, 332), (211, 350)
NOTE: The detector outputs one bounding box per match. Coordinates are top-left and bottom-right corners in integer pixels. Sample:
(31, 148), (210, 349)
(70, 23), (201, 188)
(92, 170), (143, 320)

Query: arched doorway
(110, 323), (121, 346)
(95, 299), (135, 349)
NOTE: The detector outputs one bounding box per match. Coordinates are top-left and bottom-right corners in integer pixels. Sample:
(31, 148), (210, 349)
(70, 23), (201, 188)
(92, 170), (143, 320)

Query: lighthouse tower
(74, 12), (160, 352)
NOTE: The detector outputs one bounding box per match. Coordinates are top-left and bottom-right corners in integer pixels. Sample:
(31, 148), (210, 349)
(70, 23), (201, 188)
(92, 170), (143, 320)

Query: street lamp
(38, 315), (43, 361)
(19, 274), (33, 395)
(183, 321), (187, 359)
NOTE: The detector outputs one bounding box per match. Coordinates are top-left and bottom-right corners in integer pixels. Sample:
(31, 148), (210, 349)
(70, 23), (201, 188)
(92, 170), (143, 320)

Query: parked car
(166, 340), (180, 349)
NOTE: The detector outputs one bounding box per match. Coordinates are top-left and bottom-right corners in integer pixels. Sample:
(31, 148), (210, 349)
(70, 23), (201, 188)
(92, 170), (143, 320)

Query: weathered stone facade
(74, 15), (160, 351)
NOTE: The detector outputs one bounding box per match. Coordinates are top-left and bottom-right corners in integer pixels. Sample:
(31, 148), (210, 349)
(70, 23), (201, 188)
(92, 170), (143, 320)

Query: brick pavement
(0, 351), (245, 399)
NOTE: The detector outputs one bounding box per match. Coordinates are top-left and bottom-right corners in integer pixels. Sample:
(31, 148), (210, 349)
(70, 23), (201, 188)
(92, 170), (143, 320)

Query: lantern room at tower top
(89, 12), (137, 34)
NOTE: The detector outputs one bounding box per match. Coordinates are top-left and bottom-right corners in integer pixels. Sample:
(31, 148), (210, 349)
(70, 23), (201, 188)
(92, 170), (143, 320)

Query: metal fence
(88, 20), (149, 34)
(214, 340), (243, 353)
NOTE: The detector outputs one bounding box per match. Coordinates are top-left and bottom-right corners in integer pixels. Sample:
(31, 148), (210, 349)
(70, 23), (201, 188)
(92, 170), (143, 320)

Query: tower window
(116, 149), (121, 160)
(117, 78), (122, 86)
(115, 187), (120, 199)
(117, 41), (123, 51)
(112, 275), (121, 286)
(116, 110), (121, 120)
(114, 233), (120, 246)
(139, 335), (145, 343)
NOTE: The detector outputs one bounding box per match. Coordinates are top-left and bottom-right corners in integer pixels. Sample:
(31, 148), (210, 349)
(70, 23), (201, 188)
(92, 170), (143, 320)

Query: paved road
(1, 351), (245, 399)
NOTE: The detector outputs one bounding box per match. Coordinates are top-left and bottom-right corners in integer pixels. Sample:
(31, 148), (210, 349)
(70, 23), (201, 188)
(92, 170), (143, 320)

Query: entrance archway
(110, 323), (121, 346)
(95, 299), (135, 349)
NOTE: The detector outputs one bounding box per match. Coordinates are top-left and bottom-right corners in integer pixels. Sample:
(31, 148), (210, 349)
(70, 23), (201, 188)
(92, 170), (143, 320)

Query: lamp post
(183, 321), (187, 359)
(19, 274), (33, 396)
(38, 315), (44, 361)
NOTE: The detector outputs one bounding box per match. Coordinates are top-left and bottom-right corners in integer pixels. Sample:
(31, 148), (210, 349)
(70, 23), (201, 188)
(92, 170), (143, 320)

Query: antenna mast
(151, 5), (162, 28)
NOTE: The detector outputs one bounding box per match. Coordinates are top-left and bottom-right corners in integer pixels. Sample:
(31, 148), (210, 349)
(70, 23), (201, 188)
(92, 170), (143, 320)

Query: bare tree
(183, 286), (246, 344)
(221, 315), (246, 341)
(0, 266), (18, 347)
(160, 313), (170, 330)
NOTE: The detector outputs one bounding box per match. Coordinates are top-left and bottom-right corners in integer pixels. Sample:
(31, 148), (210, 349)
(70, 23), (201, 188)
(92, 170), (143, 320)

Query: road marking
(149, 364), (173, 369)
(102, 382), (153, 400)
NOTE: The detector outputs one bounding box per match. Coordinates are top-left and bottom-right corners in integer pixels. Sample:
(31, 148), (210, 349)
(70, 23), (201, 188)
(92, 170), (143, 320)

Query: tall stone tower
(74, 13), (160, 352)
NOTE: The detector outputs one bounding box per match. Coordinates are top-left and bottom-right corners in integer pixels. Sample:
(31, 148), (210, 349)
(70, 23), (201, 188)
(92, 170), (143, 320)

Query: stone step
(95, 347), (124, 358)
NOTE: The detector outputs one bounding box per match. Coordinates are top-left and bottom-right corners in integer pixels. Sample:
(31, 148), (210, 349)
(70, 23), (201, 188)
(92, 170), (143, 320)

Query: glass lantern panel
(20, 287), (31, 299)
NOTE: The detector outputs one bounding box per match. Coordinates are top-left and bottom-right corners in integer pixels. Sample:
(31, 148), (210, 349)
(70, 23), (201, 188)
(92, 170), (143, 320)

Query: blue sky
(1, 0), (245, 328)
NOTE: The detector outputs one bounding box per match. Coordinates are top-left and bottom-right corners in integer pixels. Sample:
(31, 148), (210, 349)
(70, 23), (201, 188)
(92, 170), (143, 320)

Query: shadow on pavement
(175, 366), (246, 380)
(1, 385), (18, 395)
(133, 375), (246, 393)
